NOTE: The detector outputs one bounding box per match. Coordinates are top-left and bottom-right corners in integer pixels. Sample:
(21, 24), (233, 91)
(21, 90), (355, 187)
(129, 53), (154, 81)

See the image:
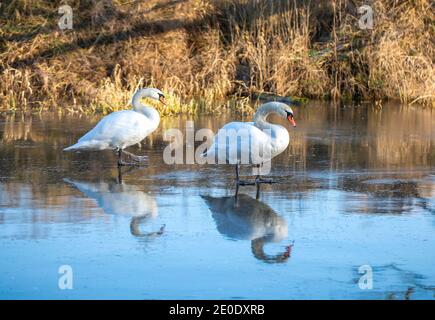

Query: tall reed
(0, 0), (433, 113)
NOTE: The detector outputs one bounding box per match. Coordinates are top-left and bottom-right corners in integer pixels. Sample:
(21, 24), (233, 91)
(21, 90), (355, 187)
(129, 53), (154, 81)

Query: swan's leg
(117, 165), (123, 183)
(235, 162), (255, 186)
(116, 148), (126, 167)
(116, 164), (138, 182)
(117, 149), (130, 167)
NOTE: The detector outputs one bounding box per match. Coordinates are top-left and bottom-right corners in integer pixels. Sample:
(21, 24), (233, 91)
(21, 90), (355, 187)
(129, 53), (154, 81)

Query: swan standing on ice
(203, 101), (297, 186)
(64, 88), (166, 166)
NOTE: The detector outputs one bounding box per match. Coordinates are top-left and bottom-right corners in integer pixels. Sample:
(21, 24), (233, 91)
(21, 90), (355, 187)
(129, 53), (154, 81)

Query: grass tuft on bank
(0, 0), (434, 114)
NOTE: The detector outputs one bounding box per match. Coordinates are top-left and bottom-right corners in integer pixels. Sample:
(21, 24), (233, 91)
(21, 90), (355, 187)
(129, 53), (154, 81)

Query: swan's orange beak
(159, 96), (166, 105)
(287, 115), (296, 127)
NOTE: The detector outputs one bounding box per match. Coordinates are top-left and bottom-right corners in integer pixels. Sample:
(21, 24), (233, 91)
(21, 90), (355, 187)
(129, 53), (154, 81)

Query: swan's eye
(286, 111), (296, 127)
(158, 93), (166, 105)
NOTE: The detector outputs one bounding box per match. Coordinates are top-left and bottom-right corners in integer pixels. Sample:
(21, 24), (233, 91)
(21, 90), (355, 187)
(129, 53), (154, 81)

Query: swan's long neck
(132, 89), (160, 128)
(253, 103), (283, 131)
(253, 102), (290, 155)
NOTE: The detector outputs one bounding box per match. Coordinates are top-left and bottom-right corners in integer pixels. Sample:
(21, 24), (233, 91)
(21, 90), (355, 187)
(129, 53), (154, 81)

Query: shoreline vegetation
(0, 0), (434, 115)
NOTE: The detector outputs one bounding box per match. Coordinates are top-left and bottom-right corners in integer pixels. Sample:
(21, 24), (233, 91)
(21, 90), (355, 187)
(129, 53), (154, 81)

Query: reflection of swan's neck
(251, 237), (293, 264)
(130, 216), (165, 238)
(130, 216), (149, 237)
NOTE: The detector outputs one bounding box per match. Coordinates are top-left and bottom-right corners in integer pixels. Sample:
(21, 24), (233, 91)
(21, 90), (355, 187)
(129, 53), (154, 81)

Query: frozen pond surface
(0, 103), (434, 299)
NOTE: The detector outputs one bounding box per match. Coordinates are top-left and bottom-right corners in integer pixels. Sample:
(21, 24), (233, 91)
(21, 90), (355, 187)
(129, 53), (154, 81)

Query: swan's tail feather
(63, 141), (109, 151)
(63, 143), (81, 151)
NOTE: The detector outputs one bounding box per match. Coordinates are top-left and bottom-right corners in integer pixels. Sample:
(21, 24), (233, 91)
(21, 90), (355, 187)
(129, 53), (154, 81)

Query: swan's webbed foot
(255, 177), (275, 184)
(116, 148), (148, 167)
(236, 179), (256, 186)
(234, 164), (276, 187)
(118, 159), (141, 167)
(122, 150), (148, 163)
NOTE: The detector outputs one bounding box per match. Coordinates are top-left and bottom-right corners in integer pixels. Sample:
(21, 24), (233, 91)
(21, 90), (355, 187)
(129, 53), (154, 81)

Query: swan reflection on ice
(64, 178), (165, 238)
(202, 194), (293, 263)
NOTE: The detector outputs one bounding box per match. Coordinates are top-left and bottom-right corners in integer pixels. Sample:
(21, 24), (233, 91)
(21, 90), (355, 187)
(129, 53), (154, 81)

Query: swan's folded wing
(206, 122), (271, 164)
(78, 110), (150, 147)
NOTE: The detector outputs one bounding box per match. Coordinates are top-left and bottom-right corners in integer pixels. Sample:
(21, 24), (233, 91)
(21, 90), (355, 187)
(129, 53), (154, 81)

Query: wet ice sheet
(0, 103), (434, 299)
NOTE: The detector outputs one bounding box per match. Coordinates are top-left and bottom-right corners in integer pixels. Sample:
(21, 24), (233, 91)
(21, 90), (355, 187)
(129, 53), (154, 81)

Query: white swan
(203, 101), (297, 185)
(63, 88), (166, 166)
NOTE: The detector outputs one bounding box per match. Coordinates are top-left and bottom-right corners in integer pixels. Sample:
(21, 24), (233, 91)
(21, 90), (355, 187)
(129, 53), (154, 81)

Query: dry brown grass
(0, 0), (433, 114)
(366, 0), (435, 106)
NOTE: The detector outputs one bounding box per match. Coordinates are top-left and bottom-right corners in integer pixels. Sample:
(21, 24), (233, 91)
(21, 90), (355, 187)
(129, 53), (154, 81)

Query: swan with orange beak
(203, 101), (298, 187)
